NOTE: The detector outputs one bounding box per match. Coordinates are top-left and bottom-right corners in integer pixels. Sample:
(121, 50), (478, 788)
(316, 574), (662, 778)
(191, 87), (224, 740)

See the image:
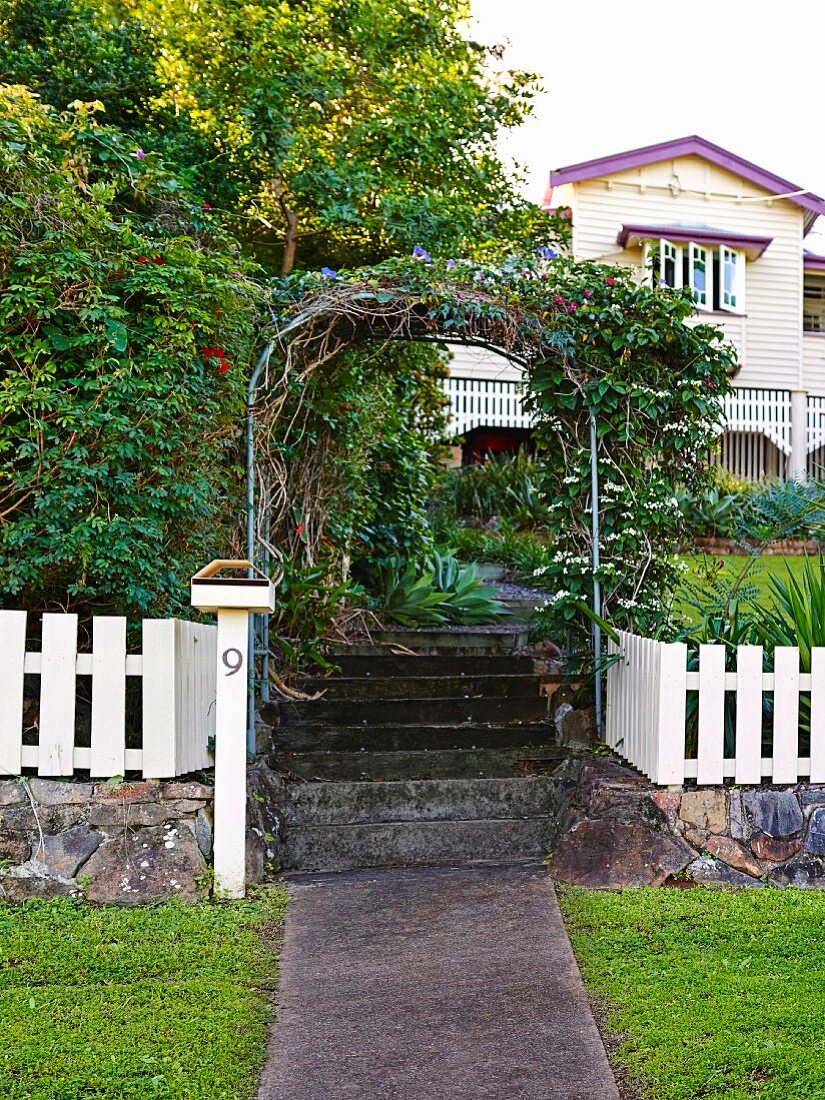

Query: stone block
(750, 832), (802, 863)
(560, 707), (596, 748)
(743, 790), (803, 838)
(0, 803), (86, 835)
(82, 824), (207, 906)
(194, 808), (213, 859)
(705, 835), (763, 878)
(89, 800), (203, 830)
(680, 790), (726, 834)
(0, 865), (76, 902)
(38, 827), (103, 879)
(683, 825), (709, 849)
(768, 859), (825, 889)
(801, 787), (825, 810)
(0, 835), (30, 863)
(728, 790), (750, 841)
(0, 781), (26, 807)
(548, 819), (694, 889)
(92, 780), (161, 805)
(649, 791), (681, 830)
(27, 780), (94, 806)
(806, 807), (825, 855)
(160, 781), (214, 802)
(687, 857), (764, 888)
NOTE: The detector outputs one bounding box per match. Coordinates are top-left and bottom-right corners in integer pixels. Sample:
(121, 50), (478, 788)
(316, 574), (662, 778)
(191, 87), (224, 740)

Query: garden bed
(691, 536), (823, 556)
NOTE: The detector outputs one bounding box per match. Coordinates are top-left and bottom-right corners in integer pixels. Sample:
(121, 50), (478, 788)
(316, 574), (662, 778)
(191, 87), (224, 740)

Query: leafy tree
(0, 0), (550, 274)
(0, 86), (262, 616)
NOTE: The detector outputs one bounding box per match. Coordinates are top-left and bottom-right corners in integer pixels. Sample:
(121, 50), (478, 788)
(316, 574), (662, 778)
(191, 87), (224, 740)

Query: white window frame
(720, 245), (740, 312)
(688, 242), (712, 310)
(660, 239), (682, 290)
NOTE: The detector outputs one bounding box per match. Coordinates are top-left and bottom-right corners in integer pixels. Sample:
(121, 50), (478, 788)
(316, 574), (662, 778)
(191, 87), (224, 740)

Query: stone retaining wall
(0, 762), (285, 905)
(548, 753), (825, 889)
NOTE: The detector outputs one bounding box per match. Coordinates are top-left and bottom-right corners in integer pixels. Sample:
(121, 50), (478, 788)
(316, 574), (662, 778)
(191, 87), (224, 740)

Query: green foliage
(756, 554), (825, 672)
(0, 891), (286, 1098)
(434, 451), (550, 529)
(0, 87), (261, 616)
(447, 526), (555, 580)
(560, 886), (825, 1100)
(0, 0), (557, 275)
(376, 547), (507, 626)
(678, 483), (747, 540)
(270, 558), (364, 674)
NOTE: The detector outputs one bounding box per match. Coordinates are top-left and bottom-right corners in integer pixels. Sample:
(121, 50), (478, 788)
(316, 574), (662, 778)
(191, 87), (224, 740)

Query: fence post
(191, 560), (274, 899)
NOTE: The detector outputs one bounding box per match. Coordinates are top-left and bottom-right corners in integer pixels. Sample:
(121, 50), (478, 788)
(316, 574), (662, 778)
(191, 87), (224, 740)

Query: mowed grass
(0, 890), (287, 1100)
(675, 553), (808, 619)
(559, 886), (825, 1100)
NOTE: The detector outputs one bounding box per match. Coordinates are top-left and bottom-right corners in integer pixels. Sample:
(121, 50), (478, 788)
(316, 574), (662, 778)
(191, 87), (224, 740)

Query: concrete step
(333, 625), (529, 656)
(328, 653), (540, 678)
(278, 695), (548, 728)
(273, 722), (554, 753)
(272, 746), (566, 781)
(281, 817), (558, 872)
(305, 674), (543, 701)
(283, 777), (557, 826)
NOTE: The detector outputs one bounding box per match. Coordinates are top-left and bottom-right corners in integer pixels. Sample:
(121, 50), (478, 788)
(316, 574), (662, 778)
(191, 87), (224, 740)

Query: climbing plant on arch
(252, 252), (736, 636)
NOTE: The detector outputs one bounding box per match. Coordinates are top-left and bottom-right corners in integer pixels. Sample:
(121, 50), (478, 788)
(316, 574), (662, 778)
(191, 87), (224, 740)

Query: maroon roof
(546, 136), (825, 232)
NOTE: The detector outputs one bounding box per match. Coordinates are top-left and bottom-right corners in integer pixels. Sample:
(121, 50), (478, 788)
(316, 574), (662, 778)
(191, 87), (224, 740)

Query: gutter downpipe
(589, 410), (603, 737)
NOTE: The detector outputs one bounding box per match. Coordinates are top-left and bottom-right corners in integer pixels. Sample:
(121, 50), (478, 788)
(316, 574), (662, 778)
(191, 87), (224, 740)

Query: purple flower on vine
(132, 148), (146, 160)
(536, 246), (558, 261)
(412, 245), (432, 263)
(320, 267), (338, 279)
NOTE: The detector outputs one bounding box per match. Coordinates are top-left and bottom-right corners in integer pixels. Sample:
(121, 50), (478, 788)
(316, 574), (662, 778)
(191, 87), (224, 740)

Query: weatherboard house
(446, 135), (825, 479)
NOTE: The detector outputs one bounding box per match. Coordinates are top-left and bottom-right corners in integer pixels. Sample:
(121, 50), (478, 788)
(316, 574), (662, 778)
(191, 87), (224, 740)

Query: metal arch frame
(243, 324), (603, 752)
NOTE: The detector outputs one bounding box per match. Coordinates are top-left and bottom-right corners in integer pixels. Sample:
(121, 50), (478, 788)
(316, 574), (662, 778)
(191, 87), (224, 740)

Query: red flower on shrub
(200, 347), (226, 359)
(136, 256), (149, 263)
(605, 277), (616, 286)
(217, 361), (231, 374)
(296, 523), (305, 537)
(152, 257), (166, 265)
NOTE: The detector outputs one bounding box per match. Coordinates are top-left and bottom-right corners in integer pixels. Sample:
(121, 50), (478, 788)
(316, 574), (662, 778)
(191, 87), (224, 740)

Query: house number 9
(222, 648), (244, 676)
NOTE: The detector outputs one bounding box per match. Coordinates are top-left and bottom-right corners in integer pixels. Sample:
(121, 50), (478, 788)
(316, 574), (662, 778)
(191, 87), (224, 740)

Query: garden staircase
(268, 625), (565, 871)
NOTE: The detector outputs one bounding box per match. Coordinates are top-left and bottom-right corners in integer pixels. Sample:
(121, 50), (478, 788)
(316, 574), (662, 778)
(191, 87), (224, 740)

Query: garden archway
(240, 255), (736, 745)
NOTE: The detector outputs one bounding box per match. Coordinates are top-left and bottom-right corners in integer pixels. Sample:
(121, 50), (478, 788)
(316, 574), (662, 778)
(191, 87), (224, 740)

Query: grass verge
(0, 888), (287, 1099)
(559, 885), (825, 1100)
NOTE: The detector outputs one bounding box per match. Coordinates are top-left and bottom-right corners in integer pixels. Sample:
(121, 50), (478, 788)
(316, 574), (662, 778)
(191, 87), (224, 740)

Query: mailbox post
(191, 559), (275, 898)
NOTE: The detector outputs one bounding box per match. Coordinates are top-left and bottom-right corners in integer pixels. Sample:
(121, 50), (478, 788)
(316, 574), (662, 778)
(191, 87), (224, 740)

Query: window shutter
(688, 243), (711, 309)
(720, 246), (739, 310)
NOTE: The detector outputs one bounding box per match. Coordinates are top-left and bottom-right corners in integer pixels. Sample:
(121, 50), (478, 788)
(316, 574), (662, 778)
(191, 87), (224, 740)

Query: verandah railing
(0, 610), (216, 779)
(606, 629), (825, 786)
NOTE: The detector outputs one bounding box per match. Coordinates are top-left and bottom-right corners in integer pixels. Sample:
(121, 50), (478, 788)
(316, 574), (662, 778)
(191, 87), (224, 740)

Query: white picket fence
(0, 611), (216, 779)
(606, 629), (825, 786)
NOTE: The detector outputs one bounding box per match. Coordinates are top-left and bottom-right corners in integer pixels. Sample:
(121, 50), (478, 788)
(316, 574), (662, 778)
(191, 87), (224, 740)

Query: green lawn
(560, 886), (825, 1100)
(0, 890), (286, 1099)
(675, 553), (808, 618)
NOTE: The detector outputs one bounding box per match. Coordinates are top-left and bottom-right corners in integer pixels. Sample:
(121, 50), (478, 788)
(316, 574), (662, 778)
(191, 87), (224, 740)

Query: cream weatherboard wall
(552, 154), (805, 391)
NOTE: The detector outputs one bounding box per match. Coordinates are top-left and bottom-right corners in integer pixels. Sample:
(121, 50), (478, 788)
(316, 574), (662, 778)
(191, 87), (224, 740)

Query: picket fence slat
(39, 613), (78, 776)
(0, 610), (27, 777)
(773, 647), (800, 784)
(811, 648), (825, 782)
(654, 642), (687, 785)
(91, 617), (127, 777)
(607, 633), (825, 787)
(0, 611), (216, 780)
(735, 645), (763, 785)
(697, 644), (726, 785)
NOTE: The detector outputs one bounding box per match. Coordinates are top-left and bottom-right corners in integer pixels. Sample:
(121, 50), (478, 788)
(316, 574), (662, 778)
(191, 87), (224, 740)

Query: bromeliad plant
(376, 547), (507, 627)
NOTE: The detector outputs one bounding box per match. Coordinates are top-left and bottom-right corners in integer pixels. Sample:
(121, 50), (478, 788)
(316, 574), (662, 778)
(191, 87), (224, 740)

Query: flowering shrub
(0, 88), (261, 616)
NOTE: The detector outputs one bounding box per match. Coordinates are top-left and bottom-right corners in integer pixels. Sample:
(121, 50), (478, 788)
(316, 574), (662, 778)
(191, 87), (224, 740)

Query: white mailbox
(191, 558), (275, 614)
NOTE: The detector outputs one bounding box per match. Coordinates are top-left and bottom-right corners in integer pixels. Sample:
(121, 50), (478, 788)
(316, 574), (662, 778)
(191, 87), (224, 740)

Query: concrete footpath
(256, 862), (620, 1100)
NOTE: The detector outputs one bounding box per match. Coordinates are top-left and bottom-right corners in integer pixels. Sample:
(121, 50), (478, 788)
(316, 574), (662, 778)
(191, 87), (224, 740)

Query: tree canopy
(0, 0), (550, 274)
